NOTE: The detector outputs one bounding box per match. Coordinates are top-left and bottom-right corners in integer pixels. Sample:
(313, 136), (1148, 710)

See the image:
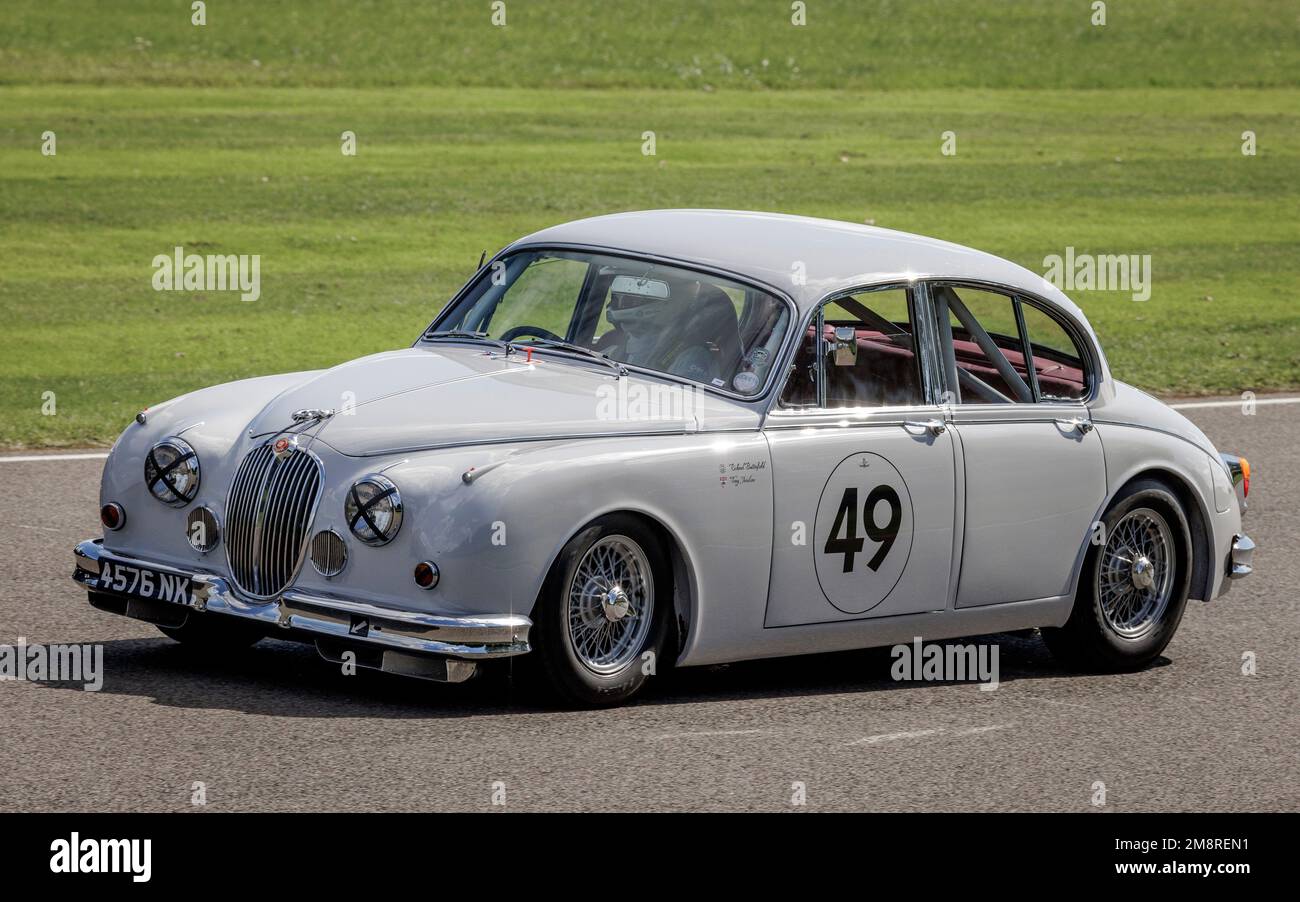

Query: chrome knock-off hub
(601, 585), (631, 622)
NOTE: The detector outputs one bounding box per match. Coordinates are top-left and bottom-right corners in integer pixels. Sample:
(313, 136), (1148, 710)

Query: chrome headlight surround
(344, 474), (403, 546)
(144, 437), (200, 507)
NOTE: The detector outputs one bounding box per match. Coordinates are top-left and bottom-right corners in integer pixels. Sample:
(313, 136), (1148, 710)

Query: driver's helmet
(606, 274), (679, 365)
(606, 274), (674, 336)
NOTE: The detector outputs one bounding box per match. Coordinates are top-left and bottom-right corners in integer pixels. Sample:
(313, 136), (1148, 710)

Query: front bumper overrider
(73, 538), (531, 683)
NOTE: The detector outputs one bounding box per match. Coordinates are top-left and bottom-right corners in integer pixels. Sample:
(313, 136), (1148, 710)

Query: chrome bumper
(73, 539), (532, 677)
(1228, 533), (1255, 580)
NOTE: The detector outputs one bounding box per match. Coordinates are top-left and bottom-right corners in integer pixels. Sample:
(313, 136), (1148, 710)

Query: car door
(763, 285), (958, 627)
(927, 282), (1107, 608)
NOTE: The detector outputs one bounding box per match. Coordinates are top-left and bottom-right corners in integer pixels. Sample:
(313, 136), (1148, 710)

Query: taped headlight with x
(144, 438), (200, 507)
(345, 474), (403, 546)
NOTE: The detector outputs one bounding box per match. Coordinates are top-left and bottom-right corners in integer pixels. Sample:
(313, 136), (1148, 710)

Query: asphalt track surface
(1, 399), (1296, 812)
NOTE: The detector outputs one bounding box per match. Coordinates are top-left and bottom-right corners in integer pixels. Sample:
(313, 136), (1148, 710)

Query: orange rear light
(1240, 456), (1250, 497)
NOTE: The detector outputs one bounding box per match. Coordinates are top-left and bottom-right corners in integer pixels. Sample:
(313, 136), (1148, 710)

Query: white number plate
(98, 558), (193, 606)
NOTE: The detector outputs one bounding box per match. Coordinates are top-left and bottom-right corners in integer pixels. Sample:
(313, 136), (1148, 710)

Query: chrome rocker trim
(73, 539), (532, 680)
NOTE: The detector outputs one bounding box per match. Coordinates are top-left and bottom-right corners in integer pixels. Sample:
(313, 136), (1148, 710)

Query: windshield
(426, 250), (792, 396)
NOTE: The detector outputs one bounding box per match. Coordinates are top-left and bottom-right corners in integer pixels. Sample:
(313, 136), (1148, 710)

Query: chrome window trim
(764, 402), (950, 430)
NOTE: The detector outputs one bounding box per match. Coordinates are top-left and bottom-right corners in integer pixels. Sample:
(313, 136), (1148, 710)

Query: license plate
(98, 558), (193, 606)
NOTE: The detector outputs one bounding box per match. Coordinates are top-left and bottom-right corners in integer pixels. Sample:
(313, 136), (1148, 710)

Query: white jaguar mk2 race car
(74, 210), (1255, 706)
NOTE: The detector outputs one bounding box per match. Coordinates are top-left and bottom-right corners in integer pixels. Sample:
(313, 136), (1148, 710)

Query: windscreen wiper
(522, 338), (627, 376)
(423, 329), (515, 355)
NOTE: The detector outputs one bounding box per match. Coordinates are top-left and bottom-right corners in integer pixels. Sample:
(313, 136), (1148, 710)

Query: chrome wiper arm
(523, 339), (627, 376)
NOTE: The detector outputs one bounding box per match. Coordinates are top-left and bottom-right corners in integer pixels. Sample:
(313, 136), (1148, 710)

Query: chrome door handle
(1057, 417), (1094, 434)
(905, 419), (947, 436)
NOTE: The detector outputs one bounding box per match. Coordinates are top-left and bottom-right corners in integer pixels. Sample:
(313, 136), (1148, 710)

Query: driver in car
(598, 275), (740, 385)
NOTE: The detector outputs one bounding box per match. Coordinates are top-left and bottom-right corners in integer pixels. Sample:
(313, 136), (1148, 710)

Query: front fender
(305, 433), (774, 659)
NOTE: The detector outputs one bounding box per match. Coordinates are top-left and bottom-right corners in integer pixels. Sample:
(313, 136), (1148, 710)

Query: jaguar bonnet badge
(272, 435), (298, 460)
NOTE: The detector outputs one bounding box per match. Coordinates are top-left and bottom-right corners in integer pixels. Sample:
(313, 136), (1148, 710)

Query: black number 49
(824, 485), (902, 573)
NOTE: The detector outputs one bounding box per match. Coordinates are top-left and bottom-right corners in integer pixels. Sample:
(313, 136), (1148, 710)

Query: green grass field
(1, 1), (1298, 447)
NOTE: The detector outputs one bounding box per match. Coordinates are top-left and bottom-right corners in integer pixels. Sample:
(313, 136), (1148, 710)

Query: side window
(933, 284), (1090, 404)
(1019, 302), (1089, 401)
(935, 285), (1033, 404)
(779, 288), (924, 409)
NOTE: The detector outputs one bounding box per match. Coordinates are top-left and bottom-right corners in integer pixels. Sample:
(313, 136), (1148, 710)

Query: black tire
(157, 613), (264, 652)
(1042, 478), (1192, 671)
(524, 514), (674, 707)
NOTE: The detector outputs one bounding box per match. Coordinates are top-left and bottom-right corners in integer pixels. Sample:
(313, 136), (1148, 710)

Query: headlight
(344, 474), (403, 546)
(144, 438), (200, 507)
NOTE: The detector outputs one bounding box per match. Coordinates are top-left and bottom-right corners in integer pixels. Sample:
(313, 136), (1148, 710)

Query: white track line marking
(0, 452), (109, 463)
(1170, 397), (1300, 410)
(848, 723), (1014, 746)
(849, 729), (942, 746)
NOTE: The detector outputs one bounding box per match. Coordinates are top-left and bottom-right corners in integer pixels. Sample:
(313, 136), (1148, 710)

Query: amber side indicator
(413, 561), (439, 590)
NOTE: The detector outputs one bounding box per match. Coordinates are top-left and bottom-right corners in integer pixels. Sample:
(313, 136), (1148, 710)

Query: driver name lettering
(719, 460), (766, 487)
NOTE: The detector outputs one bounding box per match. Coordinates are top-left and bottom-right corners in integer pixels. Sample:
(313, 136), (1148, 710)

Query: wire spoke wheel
(565, 534), (654, 675)
(1097, 507), (1175, 639)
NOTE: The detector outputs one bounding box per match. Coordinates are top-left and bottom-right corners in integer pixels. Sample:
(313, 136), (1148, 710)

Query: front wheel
(1043, 479), (1192, 671)
(525, 514), (673, 707)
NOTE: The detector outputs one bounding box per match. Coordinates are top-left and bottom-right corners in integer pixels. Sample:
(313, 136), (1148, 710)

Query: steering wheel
(498, 325), (564, 343)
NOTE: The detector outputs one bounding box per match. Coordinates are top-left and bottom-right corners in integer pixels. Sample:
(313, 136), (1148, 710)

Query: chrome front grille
(225, 443), (323, 598)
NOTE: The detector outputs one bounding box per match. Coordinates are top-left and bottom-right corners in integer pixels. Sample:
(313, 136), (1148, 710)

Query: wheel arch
(534, 506), (701, 664)
(1105, 467), (1213, 602)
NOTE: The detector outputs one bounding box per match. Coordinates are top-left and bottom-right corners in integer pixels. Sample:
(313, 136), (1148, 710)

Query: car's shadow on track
(32, 630), (1171, 718)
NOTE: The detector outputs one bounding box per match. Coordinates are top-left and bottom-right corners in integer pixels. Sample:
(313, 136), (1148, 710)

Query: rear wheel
(525, 514), (673, 707)
(1043, 479), (1192, 671)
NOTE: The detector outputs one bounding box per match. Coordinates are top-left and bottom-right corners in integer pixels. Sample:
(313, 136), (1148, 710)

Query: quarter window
(1019, 302), (1089, 401)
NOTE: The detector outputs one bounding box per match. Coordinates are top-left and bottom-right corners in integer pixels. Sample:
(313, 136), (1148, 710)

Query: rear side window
(933, 284), (1089, 404)
(937, 286), (1033, 404)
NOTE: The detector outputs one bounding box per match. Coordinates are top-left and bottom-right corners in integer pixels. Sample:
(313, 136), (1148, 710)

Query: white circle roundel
(813, 452), (914, 614)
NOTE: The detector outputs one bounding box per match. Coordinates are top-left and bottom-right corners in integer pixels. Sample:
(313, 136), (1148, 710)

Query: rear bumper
(73, 539), (532, 677)
(1228, 533), (1255, 580)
